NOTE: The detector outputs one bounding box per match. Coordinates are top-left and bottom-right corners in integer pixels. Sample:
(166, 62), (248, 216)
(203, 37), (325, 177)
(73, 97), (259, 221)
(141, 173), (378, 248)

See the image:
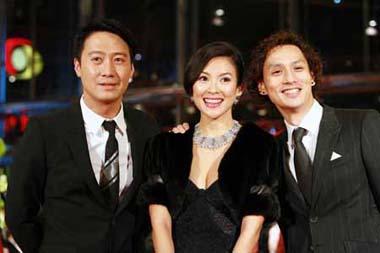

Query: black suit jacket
(279, 105), (380, 253)
(139, 123), (281, 242)
(5, 103), (159, 253)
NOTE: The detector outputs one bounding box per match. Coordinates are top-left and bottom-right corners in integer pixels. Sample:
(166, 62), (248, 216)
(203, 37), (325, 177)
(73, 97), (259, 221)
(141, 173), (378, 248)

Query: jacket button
(309, 245), (315, 252)
(310, 216), (318, 223)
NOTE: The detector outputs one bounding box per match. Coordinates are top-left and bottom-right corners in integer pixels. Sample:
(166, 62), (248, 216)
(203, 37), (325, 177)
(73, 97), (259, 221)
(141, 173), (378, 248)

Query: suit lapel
(311, 105), (341, 209)
(64, 104), (107, 207)
(116, 106), (146, 213)
(125, 109), (140, 181)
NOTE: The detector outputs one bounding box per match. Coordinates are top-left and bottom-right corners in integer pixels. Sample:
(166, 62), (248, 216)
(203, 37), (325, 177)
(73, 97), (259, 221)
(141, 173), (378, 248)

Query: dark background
(2, 0), (379, 100)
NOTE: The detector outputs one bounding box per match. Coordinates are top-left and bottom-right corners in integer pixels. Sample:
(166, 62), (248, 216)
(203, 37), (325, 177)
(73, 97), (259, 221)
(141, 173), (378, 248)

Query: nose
(283, 69), (296, 84)
(207, 79), (219, 93)
(101, 58), (116, 77)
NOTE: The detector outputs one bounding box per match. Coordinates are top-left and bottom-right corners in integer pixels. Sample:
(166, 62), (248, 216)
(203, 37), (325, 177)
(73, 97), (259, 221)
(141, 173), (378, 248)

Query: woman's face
(192, 56), (242, 121)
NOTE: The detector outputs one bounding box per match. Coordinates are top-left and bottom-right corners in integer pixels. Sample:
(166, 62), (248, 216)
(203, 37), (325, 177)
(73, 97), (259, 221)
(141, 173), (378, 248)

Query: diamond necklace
(193, 120), (241, 149)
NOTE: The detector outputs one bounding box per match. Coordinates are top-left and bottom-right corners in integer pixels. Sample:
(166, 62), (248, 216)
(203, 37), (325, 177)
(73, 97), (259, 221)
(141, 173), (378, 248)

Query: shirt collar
(80, 96), (126, 135)
(285, 99), (323, 144)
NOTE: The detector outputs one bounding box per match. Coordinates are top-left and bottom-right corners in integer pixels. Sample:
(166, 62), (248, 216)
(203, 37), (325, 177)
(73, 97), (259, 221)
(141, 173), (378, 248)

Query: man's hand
(171, 123), (190, 134)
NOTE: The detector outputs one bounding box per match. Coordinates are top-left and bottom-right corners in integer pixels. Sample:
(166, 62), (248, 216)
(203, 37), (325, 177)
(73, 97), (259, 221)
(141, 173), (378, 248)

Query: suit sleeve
(361, 110), (380, 210)
(142, 111), (160, 139)
(5, 118), (46, 253)
(138, 135), (168, 206)
(243, 136), (281, 223)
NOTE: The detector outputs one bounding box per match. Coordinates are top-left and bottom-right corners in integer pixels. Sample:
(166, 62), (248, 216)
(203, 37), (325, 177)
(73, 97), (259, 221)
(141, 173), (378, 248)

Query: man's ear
(258, 82), (268, 95)
(129, 64), (135, 82)
(73, 58), (81, 77)
(310, 72), (316, 86)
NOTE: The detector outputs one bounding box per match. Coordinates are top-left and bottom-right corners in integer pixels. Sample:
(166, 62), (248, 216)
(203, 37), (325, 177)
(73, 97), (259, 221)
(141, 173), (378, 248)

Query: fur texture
(138, 175), (167, 206)
(139, 122), (280, 223)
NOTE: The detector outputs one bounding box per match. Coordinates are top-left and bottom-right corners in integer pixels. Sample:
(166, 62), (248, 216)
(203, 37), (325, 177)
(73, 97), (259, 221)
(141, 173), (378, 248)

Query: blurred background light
(365, 26), (378, 36)
(8, 76), (16, 83)
(215, 8), (225, 17)
(134, 53), (142, 61)
(212, 16), (224, 26)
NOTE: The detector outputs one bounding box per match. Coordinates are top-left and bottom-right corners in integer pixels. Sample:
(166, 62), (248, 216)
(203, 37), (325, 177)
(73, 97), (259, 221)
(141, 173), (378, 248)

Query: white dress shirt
(284, 99), (323, 182)
(80, 97), (133, 194)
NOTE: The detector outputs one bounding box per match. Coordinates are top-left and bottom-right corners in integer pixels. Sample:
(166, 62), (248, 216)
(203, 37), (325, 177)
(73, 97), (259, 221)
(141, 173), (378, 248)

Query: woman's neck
(197, 114), (235, 137)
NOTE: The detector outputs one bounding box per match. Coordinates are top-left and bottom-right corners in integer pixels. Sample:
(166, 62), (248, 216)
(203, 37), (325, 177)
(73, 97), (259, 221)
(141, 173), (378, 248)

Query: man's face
(74, 31), (134, 110)
(259, 44), (315, 117)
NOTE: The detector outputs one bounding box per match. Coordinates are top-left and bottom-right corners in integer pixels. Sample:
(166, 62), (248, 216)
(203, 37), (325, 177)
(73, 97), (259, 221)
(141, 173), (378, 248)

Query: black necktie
(100, 120), (119, 209)
(293, 127), (312, 204)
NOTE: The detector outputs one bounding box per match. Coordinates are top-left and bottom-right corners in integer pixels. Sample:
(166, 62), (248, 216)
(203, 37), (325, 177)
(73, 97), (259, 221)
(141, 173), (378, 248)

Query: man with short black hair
(6, 19), (158, 253)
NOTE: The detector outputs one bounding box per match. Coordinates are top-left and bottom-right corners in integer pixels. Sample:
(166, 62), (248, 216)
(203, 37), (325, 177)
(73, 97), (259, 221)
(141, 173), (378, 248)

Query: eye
(271, 69), (282, 75)
(114, 57), (126, 64)
(294, 66), (304, 71)
(198, 75), (208, 82)
(91, 57), (102, 64)
(220, 76), (232, 83)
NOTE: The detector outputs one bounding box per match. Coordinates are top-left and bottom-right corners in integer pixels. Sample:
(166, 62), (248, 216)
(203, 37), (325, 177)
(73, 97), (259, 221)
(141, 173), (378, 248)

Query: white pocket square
(330, 152), (342, 161)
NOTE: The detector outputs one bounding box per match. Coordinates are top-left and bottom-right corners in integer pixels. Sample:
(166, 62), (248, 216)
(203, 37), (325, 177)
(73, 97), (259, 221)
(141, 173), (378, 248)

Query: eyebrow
(200, 71), (232, 76)
(268, 59), (306, 68)
(88, 51), (129, 57)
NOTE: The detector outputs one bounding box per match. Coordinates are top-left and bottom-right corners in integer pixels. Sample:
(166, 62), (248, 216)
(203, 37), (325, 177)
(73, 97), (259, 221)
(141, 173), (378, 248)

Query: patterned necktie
(293, 127), (313, 205)
(100, 120), (119, 209)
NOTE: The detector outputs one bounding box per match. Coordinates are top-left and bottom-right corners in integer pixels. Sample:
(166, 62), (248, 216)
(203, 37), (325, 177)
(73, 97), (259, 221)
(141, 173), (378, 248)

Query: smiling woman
(191, 56), (242, 127)
(139, 41), (280, 253)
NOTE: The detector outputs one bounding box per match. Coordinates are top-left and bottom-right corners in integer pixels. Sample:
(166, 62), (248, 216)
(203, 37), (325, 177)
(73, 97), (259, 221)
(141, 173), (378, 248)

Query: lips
(98, 83), (118, 90)
(203, 97), (223, 108)
(99, 82), (117, 86)
(282, 87), (301, 97)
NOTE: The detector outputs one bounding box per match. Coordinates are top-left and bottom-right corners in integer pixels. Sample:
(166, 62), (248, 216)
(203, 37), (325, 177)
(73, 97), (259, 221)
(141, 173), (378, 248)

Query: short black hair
(73, 18), (137, 62)
(184, 41), (244, 95)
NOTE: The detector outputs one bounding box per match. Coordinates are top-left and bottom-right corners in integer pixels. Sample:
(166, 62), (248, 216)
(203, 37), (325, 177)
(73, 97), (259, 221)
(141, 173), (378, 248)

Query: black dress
(174, 180), (237, 253)
(138, 124), (281, 253)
